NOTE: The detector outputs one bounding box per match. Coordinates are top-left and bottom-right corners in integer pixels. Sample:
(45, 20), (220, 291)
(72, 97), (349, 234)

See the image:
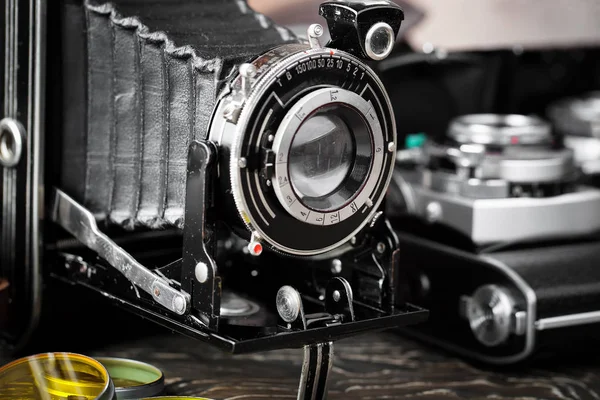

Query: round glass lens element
(365, 22), (395, 60)
(289, 112), (354, 198)
(288, 104), (372, 212)
(0, 352), (114, 400)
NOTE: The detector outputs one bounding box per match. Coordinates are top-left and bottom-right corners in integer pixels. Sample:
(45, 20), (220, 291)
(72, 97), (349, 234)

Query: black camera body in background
(379, 46), (600, 363)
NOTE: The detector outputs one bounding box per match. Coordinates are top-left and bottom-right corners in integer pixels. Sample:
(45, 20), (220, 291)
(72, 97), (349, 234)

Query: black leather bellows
(58, 0), (297, 229)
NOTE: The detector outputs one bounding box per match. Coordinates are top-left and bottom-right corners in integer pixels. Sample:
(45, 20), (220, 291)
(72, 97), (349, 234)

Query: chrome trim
(448, 114), (552, 146)
(0, 118), (24, 168)
(535, 310), (600, 331)
(364, 22), (394, 61)
(50, 189), (190, 316)
(404, 177), (600, 245)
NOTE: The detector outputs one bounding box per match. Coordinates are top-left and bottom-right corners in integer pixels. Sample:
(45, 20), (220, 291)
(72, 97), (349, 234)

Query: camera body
(375, 44), (600, 363)
(1, 6), (429, 396)
(384, 67), (600, 362)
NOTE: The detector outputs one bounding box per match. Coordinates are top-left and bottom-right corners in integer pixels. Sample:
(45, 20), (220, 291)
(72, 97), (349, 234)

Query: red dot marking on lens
(330, 50), (334, 55)
(510, 136), (519, 145)
(253, 243), (263, 255)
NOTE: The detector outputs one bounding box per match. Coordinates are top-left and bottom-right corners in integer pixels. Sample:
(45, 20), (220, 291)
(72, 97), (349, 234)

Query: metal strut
(298, 342), (334, 400)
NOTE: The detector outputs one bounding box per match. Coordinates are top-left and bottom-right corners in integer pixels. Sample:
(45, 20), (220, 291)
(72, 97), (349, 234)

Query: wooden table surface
(77, 329), (600, 399)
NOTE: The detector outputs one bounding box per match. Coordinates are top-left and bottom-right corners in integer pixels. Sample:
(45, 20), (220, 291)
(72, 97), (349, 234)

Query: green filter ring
(96, 357), (164, 399)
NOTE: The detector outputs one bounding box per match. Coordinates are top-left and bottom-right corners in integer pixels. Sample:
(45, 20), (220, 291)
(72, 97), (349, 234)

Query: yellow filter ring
(0, 352), (115, 400)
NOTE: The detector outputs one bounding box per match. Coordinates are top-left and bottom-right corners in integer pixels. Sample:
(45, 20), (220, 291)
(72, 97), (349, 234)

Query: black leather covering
(59, 0), (296, 229)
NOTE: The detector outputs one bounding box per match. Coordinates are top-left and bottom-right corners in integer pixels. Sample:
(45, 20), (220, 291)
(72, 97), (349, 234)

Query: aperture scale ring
(216, 44), (396, 256)
(272, 88), (385, 226)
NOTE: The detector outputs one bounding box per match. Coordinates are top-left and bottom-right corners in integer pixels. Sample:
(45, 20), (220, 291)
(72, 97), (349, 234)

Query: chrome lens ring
(272, 88), (384, 226)
(365, 22), (395, 61)
(448, 114), (552, 146)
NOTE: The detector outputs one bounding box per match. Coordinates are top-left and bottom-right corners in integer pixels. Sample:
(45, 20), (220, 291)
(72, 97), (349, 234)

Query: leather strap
(59, 0), (297, 229)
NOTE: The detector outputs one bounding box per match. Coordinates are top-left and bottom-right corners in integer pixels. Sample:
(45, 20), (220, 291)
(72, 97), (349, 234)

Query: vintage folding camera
(387, 111), (600, 364)
(0, 0), (428, 396)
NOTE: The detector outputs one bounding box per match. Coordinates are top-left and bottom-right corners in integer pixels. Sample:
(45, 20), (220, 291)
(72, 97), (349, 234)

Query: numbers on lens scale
(278, 176), (288, 186)
(350, 202), (358, 213)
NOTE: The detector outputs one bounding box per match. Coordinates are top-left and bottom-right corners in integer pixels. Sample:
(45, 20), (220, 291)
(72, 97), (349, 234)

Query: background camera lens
(288, 104), (372, 212)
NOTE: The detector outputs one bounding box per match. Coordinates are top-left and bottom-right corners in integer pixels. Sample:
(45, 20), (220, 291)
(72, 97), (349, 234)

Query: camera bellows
(59, 0), (296, 230)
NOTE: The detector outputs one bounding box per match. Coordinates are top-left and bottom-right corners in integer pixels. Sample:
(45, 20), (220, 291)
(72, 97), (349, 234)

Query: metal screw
(266, 180), (272, 187)
(331, 259), (342, 274)
(309, 24), (323, 37)
(276, 286), (301, 323)
(376, 242), (386, 254)
(387, 142), (396, 152)
(268, 134), (274, 142)
(239, 63), (257, 79)
(425, 201), (442, 223)
(240, 63), (257, 97)
(238, 157), (247, 168)
(332, 290), (341, 302)
(307, 23), (324, 49)
(350, 236), (357, 246)
(173, 296), (186, 314)
(195, 262), (209, 283)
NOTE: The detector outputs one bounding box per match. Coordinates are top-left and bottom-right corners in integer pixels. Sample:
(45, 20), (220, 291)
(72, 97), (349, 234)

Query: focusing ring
(448, 114), (552, 146)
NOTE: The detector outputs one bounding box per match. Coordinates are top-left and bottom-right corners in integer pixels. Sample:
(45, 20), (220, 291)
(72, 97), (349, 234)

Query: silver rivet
(266, 180), (272, 187)
(238, 157), (247, 168)
(332, 290), (341, 302)
(173, 296), (186, 313)
(309, 24), (323, 37)
(0, 118), (24, 168)
(195, 262), (209, 283)
(251, 270), (258, 277)
(268, 134), (274, 142)
(307, 23), (324, 49)
(350, 237), (357, 246)
(331, 259), (342, 274)
(376, 242), (386, 254)
(240, 63), (257, 97)
(387, 142), (396, 152)
(239, 63), (257, 78)
(276, 286), (302, 323)
(425, 201), (442, 223)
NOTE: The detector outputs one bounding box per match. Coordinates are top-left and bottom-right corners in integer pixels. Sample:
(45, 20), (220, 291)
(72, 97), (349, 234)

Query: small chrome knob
(459, 284), (527, 347)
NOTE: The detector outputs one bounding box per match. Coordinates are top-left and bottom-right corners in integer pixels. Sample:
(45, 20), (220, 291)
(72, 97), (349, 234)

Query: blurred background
(250, 0), (600, 51)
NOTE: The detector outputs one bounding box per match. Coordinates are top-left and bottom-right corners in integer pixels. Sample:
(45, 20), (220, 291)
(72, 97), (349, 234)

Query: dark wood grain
(72, 331), (600, 399)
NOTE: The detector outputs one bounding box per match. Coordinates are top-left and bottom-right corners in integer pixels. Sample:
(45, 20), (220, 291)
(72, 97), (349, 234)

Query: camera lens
(288, 104), (371, 212)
